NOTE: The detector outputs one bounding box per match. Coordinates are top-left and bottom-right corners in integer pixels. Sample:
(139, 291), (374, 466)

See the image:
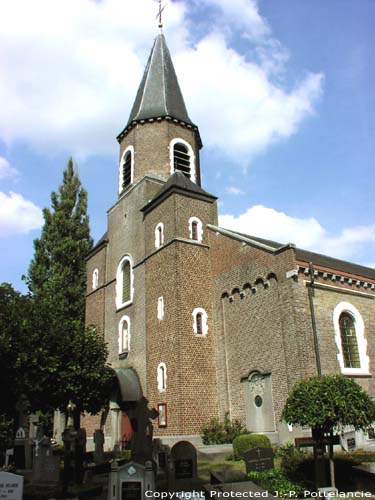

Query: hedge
(233, 433), (271, 460)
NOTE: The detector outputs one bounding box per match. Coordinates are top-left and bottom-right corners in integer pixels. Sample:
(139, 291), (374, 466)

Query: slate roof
(220, 228), (375, 280)
(125, 34), (193, 127)
(141, 171), (217, 214)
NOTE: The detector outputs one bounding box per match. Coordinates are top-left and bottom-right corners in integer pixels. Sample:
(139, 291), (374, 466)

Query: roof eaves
(208, 225), (295, 254)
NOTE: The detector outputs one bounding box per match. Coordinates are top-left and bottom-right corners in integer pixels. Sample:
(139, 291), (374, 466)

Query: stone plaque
(175, 459), (193, 479)
(121, 481), (142, 500)
(0, 471), (23, 500)
(244, 447), (274, 473)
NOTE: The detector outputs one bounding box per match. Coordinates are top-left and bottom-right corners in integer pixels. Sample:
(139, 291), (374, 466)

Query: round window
(254, 395), (263, 407)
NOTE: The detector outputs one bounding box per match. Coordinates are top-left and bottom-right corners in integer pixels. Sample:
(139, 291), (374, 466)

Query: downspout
(308, 262), (322, 376)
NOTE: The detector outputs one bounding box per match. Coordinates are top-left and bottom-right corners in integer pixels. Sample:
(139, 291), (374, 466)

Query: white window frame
(169, 138), (196, 183)
(192, 307), (208, 336)
(115, 255), (134, 309)
(157, 362), (167, 392)
(155, 222), (164, 249)
(157, 296), (164, 320)
(118, 145), (134, 194)
(189, 217), (203, 243)
(92, 268), (99, 290)
(118, 315), (131, 354)
(333, 301), (369, 375)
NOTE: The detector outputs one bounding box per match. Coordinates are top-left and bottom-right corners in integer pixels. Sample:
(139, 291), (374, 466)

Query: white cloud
(225, 186), (244, 195)
(0, 157), (18, 180)
(219, 205), (375, 261)
(0, 0), (323, 163)
(0, 192), (43, 236)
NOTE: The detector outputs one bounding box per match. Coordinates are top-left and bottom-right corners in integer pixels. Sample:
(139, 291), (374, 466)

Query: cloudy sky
(0, 0), (374, 292)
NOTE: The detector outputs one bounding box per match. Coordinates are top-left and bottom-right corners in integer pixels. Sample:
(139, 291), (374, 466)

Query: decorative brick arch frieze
(221, 272), (278, 303)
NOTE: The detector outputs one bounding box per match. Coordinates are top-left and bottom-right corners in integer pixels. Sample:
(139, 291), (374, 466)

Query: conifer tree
(25, 159), (114, 426)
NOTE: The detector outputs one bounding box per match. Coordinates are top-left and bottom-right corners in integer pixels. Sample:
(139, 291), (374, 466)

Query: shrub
(233, 433), (271, 460)
(276, 442), (307, 480)
(249, 469), (304, 497)
(201, 414), (247, 445)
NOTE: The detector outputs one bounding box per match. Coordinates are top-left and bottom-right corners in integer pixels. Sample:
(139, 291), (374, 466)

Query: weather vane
(155, 0), (166, 31)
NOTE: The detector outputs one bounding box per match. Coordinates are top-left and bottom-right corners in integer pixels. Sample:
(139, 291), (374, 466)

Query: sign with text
(244, 447), (274, 473)
(175, 459), (193, 479)
(0, 472), (23, 500)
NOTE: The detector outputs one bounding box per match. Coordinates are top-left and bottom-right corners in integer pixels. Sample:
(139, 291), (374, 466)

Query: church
(83, 32), (375, 452)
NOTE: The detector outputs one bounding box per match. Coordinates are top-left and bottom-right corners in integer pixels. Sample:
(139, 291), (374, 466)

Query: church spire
(118, 34), (197, 141)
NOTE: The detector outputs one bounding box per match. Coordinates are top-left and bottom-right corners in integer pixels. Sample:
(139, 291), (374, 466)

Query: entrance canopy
(114, 368), (143, 402)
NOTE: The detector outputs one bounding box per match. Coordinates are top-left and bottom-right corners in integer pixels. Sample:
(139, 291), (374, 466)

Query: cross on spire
(155, 0), (166, 30)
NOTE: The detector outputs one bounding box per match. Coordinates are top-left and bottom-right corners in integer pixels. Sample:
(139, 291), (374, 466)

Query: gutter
(308, 262), (322, 376)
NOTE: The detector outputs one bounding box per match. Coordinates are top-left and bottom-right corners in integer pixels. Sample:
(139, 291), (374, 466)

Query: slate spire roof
(126, 34), (193, 126)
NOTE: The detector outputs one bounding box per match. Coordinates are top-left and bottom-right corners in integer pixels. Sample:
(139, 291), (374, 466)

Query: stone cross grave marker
(0, 471), (23, 500)
(244, 447), (274, 474)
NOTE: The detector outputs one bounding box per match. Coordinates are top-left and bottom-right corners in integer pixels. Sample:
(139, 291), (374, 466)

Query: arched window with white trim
(189, 217), (203, 243)
(118, 316), (130, 354)
(116, 255), (134, 309)
(170, 139), (196, 182)
(333, 301), (369, 375)
(192, 307), (208, 336)
(157, 362), (167, 392)
(155, 223), (164, 248)
(119, 146), (134, 194)
(92, 268), (99, 290)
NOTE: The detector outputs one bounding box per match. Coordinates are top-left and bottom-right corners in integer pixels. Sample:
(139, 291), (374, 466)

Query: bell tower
(116, 34), (202, 194)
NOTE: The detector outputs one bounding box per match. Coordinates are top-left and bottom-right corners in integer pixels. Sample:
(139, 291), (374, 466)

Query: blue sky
(0, 0), (374, 292)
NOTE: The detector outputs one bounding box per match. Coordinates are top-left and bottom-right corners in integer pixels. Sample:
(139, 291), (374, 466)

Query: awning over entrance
(114, 368), (143, 402)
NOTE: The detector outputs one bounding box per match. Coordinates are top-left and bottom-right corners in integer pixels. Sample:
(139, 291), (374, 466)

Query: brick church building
(83, 33), (375, 451)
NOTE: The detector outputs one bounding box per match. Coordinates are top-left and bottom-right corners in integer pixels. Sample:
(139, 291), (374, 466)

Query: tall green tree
(25, 159), (114, 425)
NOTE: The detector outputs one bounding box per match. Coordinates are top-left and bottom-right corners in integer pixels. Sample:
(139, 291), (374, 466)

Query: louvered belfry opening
(339, 312), (360, 368)
(122, 151), (132, 190)
(173, 143), (191, 178)
(191, 221), (198, 240)
(122, 260), (131, 303)
(196, 313), (203, 335)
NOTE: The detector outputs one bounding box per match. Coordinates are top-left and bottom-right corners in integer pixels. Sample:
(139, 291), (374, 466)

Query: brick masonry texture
(85, 112), (375, 446)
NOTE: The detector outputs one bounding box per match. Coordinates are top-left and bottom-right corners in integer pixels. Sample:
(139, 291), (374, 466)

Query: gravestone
(171, 441), (197, 489)
(94, 429), (105, 464)
(107, 460), (155, 500)
(0, 471), (23, 500)
(152, 439), (170, 477)
(244, 447), (274, 473)
(31, 436), (60, 484)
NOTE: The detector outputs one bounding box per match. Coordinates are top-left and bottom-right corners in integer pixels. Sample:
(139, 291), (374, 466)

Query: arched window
(119, 146), (134, 194)
(170, 139), (196, 182)
(339, 313), (360, 368)
(157, 363), (167, 392)
(189, 217), (203, 243)
(192, 307), (208, 336)
(116, 256), (134, 309)
(333, 301), (369, 375)
(92, 269), (99, 290)
(155, 223), (164, 249)
(118, 316), (130, 354)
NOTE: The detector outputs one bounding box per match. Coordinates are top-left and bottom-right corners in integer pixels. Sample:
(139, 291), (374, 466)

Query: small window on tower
(92, 268), (99, 290)
(173, 142), (191, 178)
(157, 296), (164, 320)
(122, 151), (132, 190)
(192, 307), (208, 336)
(118, 316), (130, 355)
(155, 223), (164, 248)
(157, 363), (167, 392)
(116, 255), (134, 309)
(119, 146), (134, 194)
(189, 217), (203, 242)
